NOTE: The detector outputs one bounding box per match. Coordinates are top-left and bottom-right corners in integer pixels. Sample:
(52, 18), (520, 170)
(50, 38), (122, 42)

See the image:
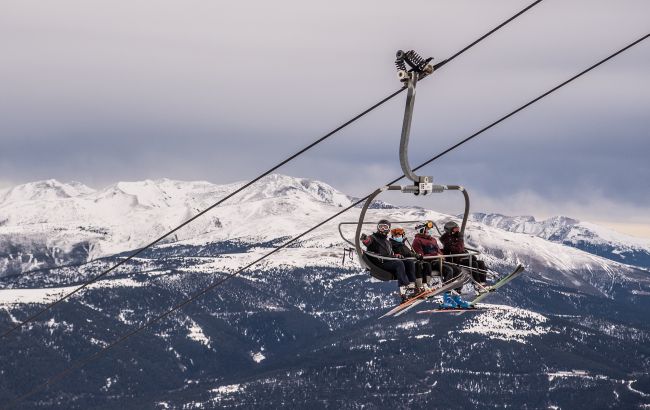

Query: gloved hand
(360, 233), (368, 241)
(396, 254), (404, 259)
(416, 254), (424, 261)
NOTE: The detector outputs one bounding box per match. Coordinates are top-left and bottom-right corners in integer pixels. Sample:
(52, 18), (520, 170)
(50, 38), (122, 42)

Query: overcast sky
(1, 1), (649, 237)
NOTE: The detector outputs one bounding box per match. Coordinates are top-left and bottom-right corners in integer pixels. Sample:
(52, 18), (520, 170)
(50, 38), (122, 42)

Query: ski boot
(439, 292), (458, 309)
(407, 284), (418, 297)
(451, 293), (473, 309)
(399, 286), (409, 303)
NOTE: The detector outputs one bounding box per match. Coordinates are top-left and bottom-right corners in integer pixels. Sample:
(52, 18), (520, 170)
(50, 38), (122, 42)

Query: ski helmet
(377, 219), (391, 234)
(416, 220), (434, 234)
(443, 221), (459, 234)
(390, 227), (405, 237)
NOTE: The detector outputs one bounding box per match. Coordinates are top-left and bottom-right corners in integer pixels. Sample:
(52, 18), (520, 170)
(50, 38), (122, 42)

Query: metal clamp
(395, 49), (434, 80)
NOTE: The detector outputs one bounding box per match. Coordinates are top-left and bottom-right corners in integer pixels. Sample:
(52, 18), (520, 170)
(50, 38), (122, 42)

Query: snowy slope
(0, 179), (95, 204)
(0, 175), (353, 270)
(469, 213), (650, 269)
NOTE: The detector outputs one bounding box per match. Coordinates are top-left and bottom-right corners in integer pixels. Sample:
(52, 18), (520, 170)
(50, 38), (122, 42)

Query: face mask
(427, 229), (434, 236)
(393, 236), (404, 243)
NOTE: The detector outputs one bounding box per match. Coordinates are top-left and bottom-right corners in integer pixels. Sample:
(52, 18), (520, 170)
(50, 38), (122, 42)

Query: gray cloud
(1, 0), (649, 233)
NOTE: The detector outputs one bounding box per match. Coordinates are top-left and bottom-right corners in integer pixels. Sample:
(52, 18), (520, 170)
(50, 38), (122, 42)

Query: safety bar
(338, 220), (443, 248)
(361, 249), (480, 263)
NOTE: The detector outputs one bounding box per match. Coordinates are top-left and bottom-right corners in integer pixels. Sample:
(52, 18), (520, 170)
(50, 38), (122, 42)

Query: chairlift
(338, 50), (481, 281)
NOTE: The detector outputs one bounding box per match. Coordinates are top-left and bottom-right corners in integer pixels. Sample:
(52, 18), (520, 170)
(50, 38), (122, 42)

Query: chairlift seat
(362, 253), (397, 281)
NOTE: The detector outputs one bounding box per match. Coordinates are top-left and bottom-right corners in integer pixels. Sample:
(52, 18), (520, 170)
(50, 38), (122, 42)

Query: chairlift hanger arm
(444, 185), (470, 235)
(395, 50), (435, 194)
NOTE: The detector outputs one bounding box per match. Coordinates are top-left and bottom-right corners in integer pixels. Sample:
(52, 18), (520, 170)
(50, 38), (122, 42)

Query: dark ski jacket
(389, 239), (417, 258)
(440, 232), (465, 255)
(362, 232), (394, 258)
(412, 233), (442, 256)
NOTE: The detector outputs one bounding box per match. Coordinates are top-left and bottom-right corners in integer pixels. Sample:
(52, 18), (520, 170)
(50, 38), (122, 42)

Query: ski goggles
(377, 223), (391, 232)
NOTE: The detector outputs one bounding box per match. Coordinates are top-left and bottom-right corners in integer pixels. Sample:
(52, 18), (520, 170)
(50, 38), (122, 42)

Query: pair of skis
(379, 273), (470, 318)
(380, 264), (525, 317)
(417, 264), (525, 315)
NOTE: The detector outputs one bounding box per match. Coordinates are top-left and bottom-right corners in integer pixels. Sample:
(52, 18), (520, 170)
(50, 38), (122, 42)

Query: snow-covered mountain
(469, 212), (650, 270)
(2, 175), (648, 294)
(0, 175), (354, 274)
(1, 175), (649, 409)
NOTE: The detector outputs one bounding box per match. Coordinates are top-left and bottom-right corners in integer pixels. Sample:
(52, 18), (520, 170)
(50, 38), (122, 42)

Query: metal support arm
(395, 50), (435, 195)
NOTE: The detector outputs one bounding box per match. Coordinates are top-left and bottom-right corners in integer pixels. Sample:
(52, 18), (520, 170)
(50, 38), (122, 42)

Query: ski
(416, 307), (486, 314)
(469, 264), (525, 306)
(380, 273), (469, 319)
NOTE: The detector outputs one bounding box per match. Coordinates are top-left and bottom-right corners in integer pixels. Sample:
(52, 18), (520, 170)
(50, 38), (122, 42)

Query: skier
(361, 219), (417, 301)
(389, 227), (425, 294)
(440, 220), (488, 308)
(413, 221), (456, 285)
(440, 221), (485, 309)
(410, 221), (436, 286)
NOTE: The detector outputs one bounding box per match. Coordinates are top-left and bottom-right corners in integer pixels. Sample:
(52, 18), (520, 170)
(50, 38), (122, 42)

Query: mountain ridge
(470, 212), (650, 269)
(1, 175), (648, 278)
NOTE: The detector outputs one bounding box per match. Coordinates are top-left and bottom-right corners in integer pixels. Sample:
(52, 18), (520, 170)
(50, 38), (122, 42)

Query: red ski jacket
(411, 233), (442, 256)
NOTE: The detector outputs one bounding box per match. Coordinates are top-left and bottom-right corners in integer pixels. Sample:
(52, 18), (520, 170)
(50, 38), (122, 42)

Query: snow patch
(209, 383), (246, 404)
(627, 380), (650, 398)
(187, 319), (211, 348)
(251, 351), (266, 363)
(396, 319), (429, 330)
(45, 317), (73, 334)
(0, 278), (144, 306)
(546, 370), (606, 381)
(211, 384), (242, 394)
(459, 304), (551, 344)
(101, 376), (117, 392)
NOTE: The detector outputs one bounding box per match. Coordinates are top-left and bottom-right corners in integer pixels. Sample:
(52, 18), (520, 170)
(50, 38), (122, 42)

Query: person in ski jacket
(361, 219), (416, 301)
(389, 228), (424, 294)
(440, 220), (487, 284)
(412, 221), (455, 286)
(412, 222), (442, 256)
